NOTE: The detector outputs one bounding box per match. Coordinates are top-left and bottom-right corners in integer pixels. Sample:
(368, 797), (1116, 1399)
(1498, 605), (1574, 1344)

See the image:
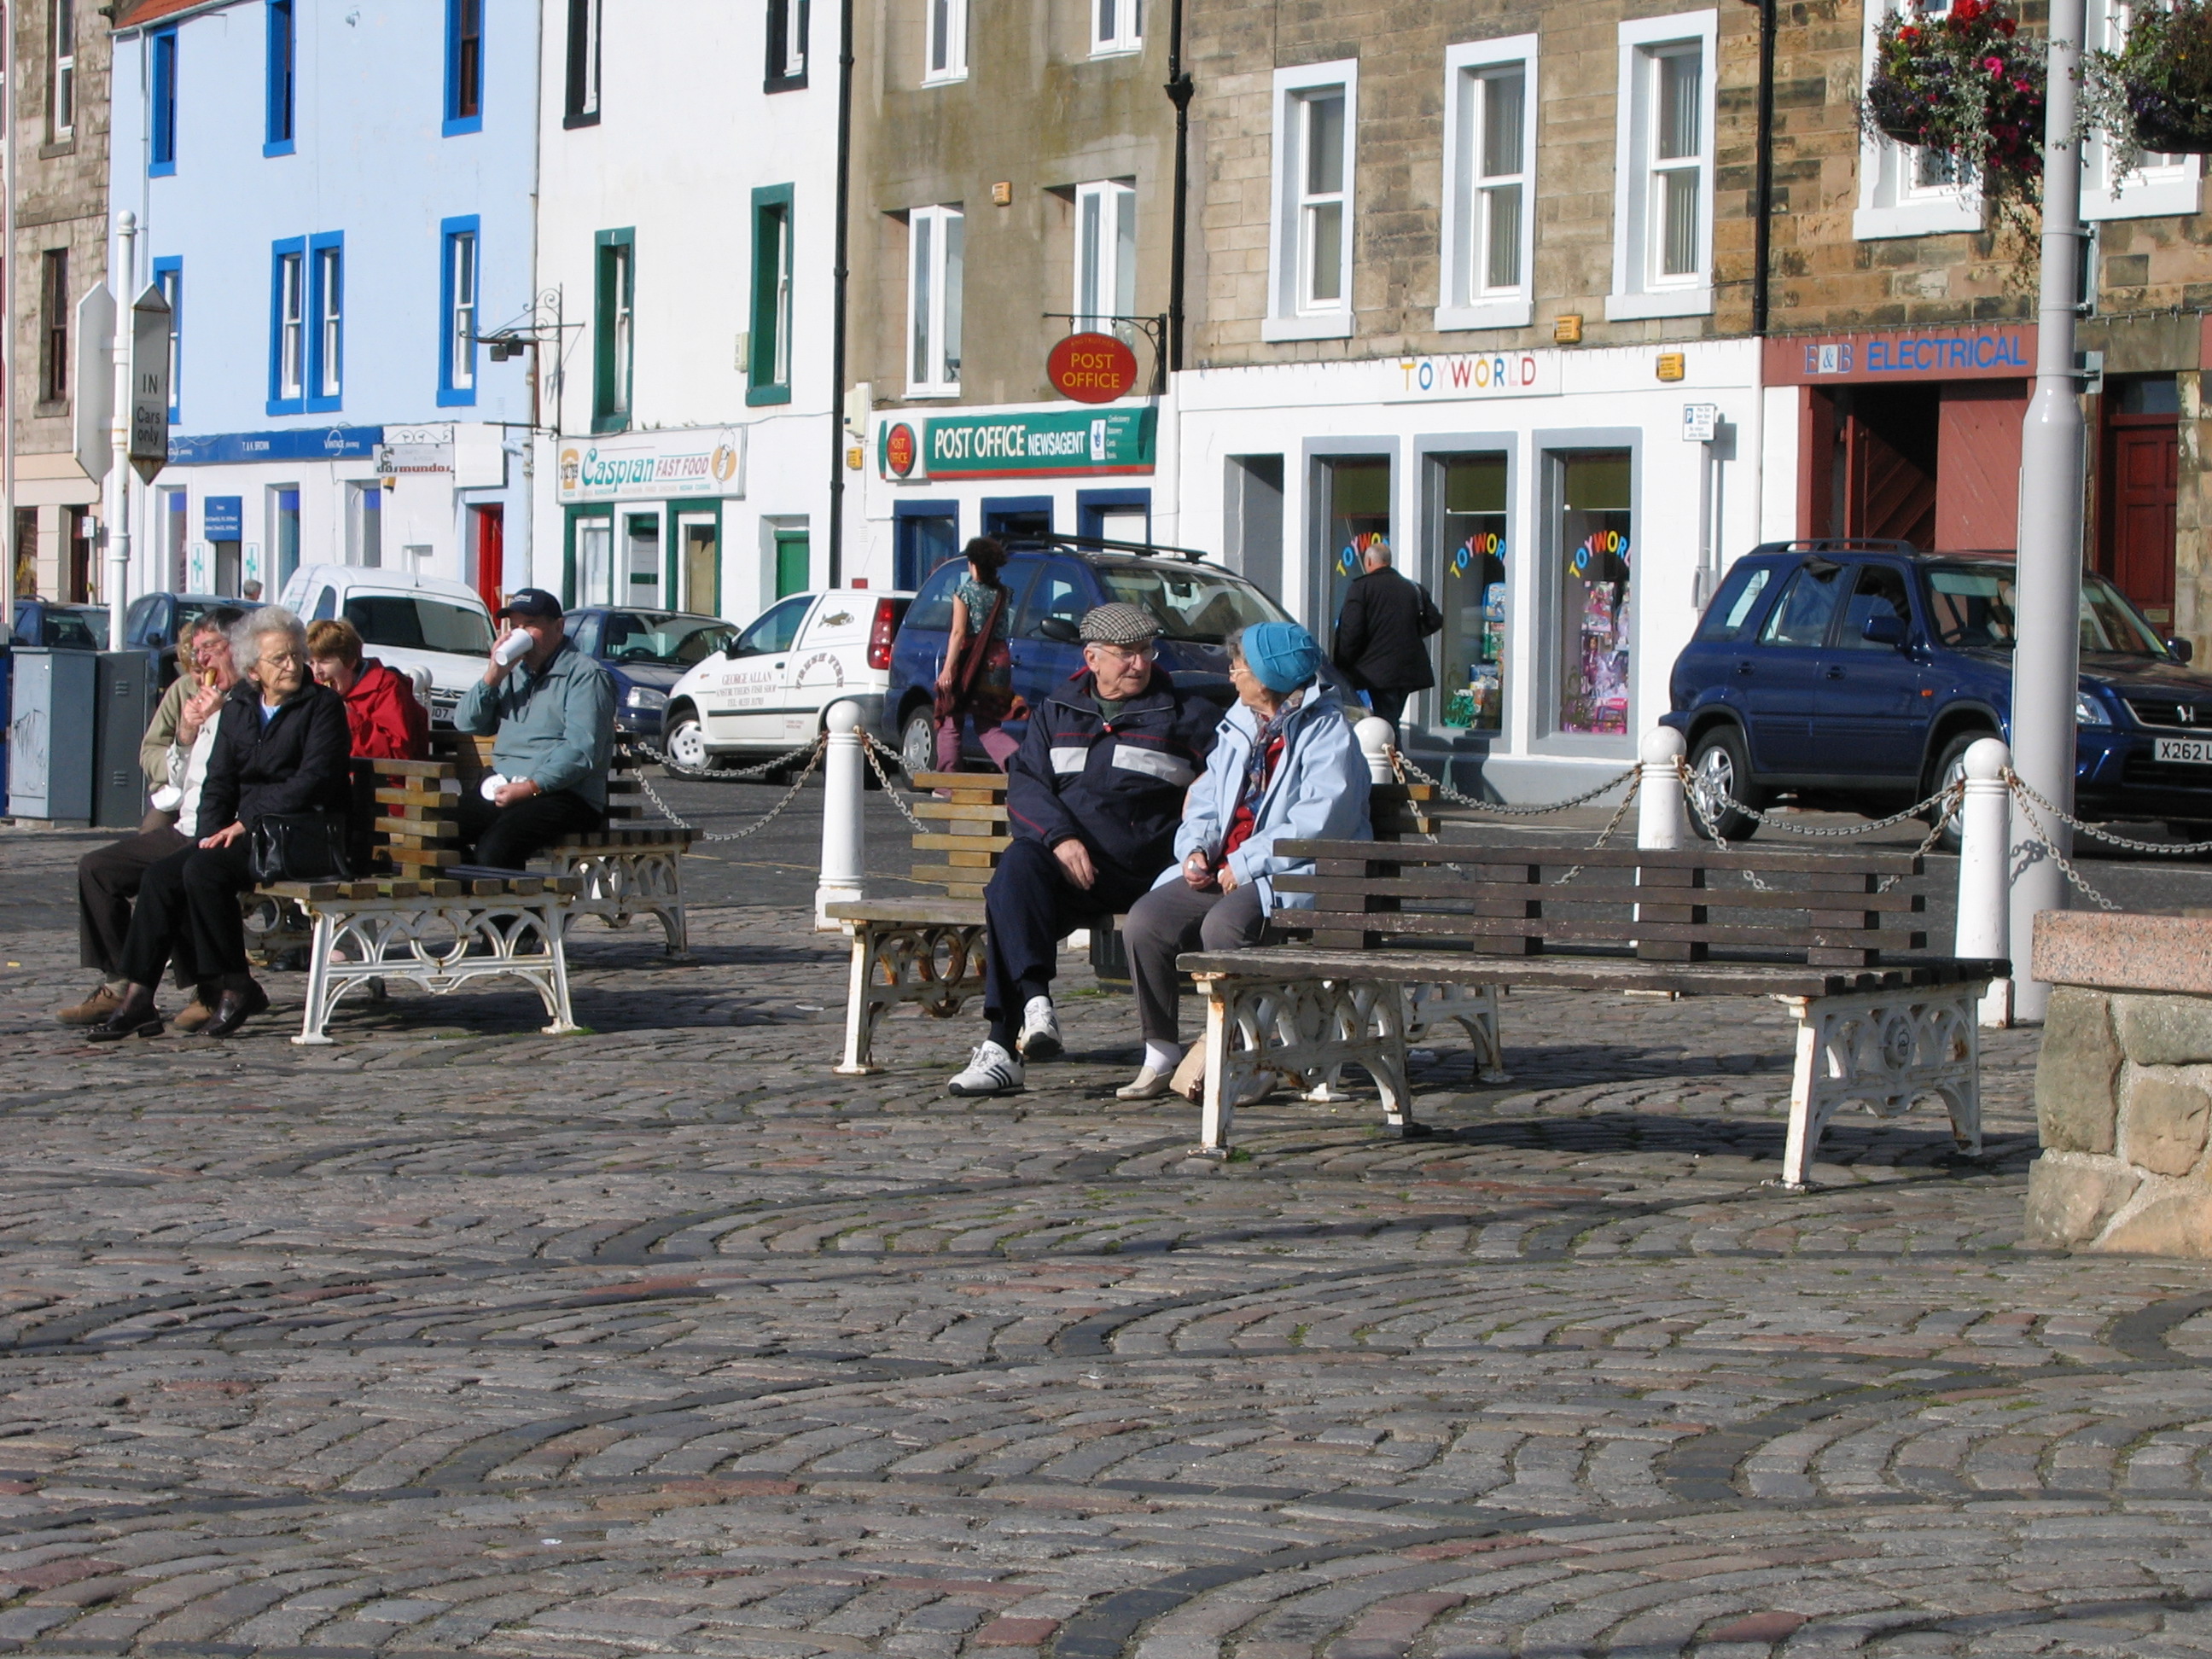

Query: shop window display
(1431, 454), (1508, 732)
(1321, 456), (1391, 648)
(1552, 450), (1632, 737)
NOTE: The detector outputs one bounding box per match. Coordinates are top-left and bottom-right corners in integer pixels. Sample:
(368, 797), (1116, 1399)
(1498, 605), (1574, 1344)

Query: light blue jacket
(1155, 680), (1372, 911)
(455, 638), (615, 808)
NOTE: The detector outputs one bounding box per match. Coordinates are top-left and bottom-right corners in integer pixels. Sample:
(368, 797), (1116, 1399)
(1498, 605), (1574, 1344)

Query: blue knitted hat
(1238, 622), (1323, 692)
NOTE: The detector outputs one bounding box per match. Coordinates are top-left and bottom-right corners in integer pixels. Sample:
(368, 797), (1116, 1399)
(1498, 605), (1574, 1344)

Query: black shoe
(203, 981), (271, 1039)
(84, 986), (162, 1043)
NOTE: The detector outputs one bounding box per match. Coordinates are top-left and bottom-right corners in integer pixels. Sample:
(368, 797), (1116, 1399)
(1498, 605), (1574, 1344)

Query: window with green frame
(748, 187), (793, 405)
(592, 227), (634, 433)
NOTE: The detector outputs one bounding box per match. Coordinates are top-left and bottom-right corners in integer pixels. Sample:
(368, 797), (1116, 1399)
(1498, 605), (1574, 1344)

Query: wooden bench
(1179, 841), (2005, 1186)
(821, 770), (1481, 1079)
(439, 735), (696, 958)
(268, 754), (585, 1045)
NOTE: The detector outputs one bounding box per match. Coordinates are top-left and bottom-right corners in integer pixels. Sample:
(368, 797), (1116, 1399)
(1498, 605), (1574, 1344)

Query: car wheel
(900, 707), (938, 789)
(1687, 727), (1760, 841)
(1925, 733), (1986, 854)
(662, 713), (715, 780)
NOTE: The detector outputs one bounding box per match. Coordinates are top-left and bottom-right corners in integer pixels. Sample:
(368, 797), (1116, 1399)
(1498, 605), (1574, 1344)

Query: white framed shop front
(1178, 340), (1757, 802)
(555, 428), (748, 618)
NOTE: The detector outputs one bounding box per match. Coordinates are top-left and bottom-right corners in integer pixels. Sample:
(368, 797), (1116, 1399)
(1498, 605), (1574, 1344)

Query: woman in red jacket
(306, 619), (431, 760)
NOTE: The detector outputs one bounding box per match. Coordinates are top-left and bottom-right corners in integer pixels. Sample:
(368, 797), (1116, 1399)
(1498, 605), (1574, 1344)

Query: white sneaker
(1115, 1065), (1174, 1101)
(948, 1040), (1025, 1097)
(1017, 996), (1063, 1061)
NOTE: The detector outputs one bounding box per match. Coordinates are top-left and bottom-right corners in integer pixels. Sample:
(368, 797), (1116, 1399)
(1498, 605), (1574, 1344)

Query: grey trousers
(1122, 877), (1269, 1044)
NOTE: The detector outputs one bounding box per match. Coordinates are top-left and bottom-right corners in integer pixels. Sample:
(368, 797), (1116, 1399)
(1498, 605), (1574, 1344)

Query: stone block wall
(2027, 985), (2212, 1256)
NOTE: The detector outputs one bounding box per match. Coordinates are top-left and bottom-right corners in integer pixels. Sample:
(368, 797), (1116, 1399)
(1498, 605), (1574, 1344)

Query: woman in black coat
(88, 607), (352, 1041)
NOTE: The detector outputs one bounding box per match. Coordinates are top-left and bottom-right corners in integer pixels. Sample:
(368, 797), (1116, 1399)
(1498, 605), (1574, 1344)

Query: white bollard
(1954, 736), (2013, 1027)
(1637, 726), (1688, 849)
(815, 701), (866, 931)
(1354, 716), (1397, 786)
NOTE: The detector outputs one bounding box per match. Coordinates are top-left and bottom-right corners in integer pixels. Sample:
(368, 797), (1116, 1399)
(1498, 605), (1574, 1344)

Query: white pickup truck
(660, 588), (912, 776)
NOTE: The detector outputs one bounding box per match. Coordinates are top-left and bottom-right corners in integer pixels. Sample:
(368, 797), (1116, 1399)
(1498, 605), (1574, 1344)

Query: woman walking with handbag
(86, 608), (352, 1042)
(934, 537), (1022, 771)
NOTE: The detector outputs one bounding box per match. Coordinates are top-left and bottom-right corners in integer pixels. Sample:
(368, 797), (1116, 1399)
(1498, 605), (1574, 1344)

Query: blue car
(563, 607), (740, 754)
(881, 537), (1300, 780)
(7, 599), (109, 651)
(1662, 538), (2212, 841)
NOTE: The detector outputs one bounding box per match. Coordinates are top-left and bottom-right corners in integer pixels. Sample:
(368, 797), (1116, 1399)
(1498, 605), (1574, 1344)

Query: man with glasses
(948, 602), (1220, 1097)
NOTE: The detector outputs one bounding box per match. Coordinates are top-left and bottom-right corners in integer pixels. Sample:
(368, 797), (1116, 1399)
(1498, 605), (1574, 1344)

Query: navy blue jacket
(1005, 668), (1220, 882)
(198, 679), (354, 835)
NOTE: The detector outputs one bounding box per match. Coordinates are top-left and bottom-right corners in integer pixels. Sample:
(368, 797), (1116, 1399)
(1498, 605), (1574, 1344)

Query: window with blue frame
(439, 217), (480, 406)
(307, 232), (342, 411)
(153, 257), (182, 422)
(149, 29), (178, 174)
(445, 0), (483, 134)
(265, 0), (294, 154)
(267, 237), (306, 414)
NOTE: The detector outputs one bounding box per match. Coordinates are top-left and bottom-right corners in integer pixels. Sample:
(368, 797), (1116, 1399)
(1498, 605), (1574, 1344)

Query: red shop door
(2100, 416), (2178, 626)
(470, 504), (505, 614)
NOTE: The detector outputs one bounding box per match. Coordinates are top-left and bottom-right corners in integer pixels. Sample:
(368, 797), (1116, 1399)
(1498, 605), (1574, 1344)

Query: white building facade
(531, 0), (840, 623)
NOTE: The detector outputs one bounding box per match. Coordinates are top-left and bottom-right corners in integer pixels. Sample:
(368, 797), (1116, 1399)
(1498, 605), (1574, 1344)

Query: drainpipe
(1165, 0), (1191, 371)
(826, 0), (855, 588)
(2, 0), (15, 632)
(1749, 0), (1775, 337)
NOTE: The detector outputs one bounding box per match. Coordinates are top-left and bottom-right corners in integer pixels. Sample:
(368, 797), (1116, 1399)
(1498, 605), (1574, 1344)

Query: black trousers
(981, 838), (1155, 1047)
(120, 841), (259, 989)
(1365, 687), (1410, 731)
(456, 789), (605, 870)
(78, 826), (191, 975)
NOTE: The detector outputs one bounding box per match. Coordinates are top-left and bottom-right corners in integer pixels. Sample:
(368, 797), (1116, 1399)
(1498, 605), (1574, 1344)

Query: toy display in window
(1559, 525), (1631, 736)
(1439, 529), (1506, 732)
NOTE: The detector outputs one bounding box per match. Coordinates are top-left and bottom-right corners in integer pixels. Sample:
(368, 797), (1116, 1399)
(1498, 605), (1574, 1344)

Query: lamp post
(2005, 0), (2089, 1024)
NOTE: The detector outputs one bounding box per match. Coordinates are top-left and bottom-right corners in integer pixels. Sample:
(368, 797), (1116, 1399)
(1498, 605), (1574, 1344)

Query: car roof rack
(1750, 538), (1919, 556)
(996, 532), (1214, 565)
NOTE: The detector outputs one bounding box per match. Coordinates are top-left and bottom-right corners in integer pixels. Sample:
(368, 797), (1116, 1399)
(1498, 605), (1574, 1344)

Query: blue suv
(882, 537), (1299, 779)
(1662, 538), (2212, 841)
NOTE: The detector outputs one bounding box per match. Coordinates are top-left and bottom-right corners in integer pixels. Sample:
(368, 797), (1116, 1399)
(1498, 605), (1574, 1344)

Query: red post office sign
(1047, 332), (1140, 404)
(883, 421), (919, 477)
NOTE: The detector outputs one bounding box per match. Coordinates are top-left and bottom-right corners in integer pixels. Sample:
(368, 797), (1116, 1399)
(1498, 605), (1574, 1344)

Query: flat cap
(1080, 602), (1162, 645)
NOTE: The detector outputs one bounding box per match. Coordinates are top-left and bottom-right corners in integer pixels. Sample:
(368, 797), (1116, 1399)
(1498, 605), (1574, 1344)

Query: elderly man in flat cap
(948, 602), (1220, 1097)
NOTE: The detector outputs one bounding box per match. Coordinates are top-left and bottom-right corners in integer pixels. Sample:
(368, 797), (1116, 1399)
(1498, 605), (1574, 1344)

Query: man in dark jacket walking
(947, 602), (1218, 1097)
(1332, 543), (1443, 733)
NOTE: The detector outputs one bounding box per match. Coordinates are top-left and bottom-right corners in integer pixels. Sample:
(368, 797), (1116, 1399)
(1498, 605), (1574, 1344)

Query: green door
(774, 529), (810, 597)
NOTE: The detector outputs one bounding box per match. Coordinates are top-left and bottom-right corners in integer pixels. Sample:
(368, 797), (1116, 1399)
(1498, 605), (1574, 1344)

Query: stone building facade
(10, 0), (110, 602)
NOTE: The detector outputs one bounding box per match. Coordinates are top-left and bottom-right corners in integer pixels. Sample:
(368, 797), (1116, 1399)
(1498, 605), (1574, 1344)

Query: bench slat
(1278, 838), (1926, 876)
(1179, 945), (2000, 998)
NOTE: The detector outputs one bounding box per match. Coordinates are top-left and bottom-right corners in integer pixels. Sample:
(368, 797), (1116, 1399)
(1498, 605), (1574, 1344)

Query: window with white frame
(1438, 35), (1537, 331)
(1607, 11), (1716, 319)
(1074, 180), (1136, 335)
(2084, 0), (2203, 219)
(907, 205), (963, 395)
(1265, 61), (1357, 341)
(1093, 0), (1139, 55)
(276, 247), (306, 402)
(924, 0), (966, 83)
(1855, 0), (1983, 238)
(312, 241), (343, 404)
(50, 0), (75, 139)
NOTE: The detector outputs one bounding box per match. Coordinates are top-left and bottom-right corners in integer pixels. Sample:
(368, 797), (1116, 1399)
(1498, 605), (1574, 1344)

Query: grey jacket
(455, 638), (615, 807)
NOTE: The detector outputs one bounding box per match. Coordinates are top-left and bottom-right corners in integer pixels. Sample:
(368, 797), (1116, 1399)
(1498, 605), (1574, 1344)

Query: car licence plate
(2156, 736), (2212, 765)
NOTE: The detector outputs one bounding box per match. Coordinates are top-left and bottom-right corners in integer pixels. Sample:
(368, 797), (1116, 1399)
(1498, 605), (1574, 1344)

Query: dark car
(564, 607), (741, 751)
(882, 536), (1302, 779)
(123, 591), (235, 685)
(8, 599), (110, 651)
(1662, 538), (2212, 841)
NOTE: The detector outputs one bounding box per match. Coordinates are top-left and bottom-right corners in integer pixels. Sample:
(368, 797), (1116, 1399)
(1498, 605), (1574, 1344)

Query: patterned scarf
(1238, 689), (1305, 813)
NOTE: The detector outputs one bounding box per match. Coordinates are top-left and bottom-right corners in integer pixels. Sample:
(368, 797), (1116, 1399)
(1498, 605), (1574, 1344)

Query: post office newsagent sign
(557, 428), (747, 503)
(879, 407), (1156, 481)
(1382, 351), (1560, 403)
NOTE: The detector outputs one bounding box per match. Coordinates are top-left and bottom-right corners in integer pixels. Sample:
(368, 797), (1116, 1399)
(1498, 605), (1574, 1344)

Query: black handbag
(248, 812), (355, 882)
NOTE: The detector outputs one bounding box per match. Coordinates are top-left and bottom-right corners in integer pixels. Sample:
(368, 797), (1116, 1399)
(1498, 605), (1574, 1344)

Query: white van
(278, 565), (494, 727)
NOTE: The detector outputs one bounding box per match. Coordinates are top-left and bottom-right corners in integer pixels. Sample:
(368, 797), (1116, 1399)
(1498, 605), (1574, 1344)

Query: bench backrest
(434, 732), (654, 823)
(370, 757), (464, 876)
(1273, 840), (1932, 969)
(906, 771), (1435, 903)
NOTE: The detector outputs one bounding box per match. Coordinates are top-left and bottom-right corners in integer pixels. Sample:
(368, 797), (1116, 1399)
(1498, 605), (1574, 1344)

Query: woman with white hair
(87, 607), (352, 1041)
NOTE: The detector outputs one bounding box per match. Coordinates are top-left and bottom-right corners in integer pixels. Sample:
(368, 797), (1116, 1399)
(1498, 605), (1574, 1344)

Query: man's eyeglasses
(1089, 641), (1156, 662)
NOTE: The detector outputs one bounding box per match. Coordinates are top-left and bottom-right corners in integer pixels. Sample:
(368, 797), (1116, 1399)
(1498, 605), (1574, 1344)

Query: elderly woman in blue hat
(1115, 620), (1372, 1099)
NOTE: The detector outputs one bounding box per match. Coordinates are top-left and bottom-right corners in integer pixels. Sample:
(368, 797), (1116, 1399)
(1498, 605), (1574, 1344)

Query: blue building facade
(111, 0), (538, 611)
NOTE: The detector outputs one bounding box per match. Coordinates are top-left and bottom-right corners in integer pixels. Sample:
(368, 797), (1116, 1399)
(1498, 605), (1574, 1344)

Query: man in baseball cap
(453, 589), (614, 870)
(947, 600), (1220, 1097)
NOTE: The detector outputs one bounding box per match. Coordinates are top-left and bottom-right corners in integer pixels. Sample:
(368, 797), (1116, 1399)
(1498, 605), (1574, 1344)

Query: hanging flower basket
(2083, 0), (2212, 162)
(1862, 0), (2045, 201)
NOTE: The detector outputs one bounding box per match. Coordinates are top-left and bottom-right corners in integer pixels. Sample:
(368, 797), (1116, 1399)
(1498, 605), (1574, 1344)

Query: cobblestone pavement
(3, 818), (2212, 1658)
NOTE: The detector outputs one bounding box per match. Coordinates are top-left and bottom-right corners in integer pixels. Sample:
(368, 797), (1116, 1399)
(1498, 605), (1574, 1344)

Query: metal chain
(2004, 771), (2124, 911)
(860, 734), (934, 835)
(2002, 766), (2212, 856)
(1552, 771), (1639, 887)
(632, 736), (823, 783)
(1393, 754), (1640, 817)
(622, 736), (827, 843)
(1679, 760), (1962, 840)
